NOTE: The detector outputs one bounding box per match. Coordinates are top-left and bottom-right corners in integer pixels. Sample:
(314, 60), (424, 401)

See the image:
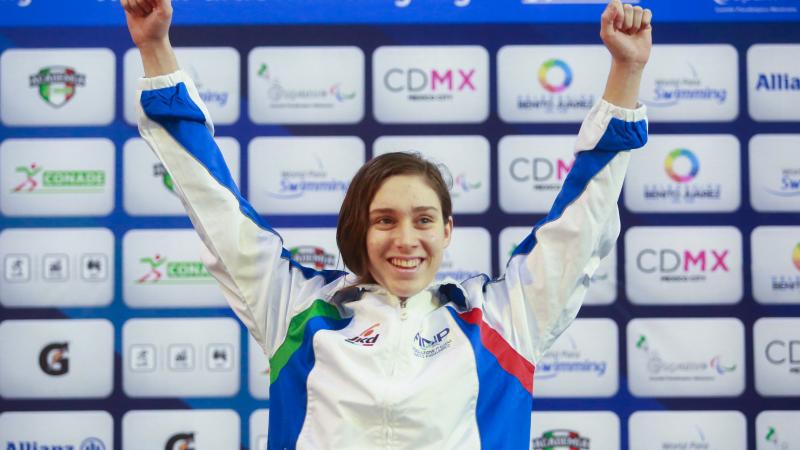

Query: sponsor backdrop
(1, 1), (799, 449)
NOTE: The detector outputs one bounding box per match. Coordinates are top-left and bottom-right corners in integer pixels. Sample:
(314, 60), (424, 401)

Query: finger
(632, 6), (644, 32)
(642, 8), (653, 30)
(158, 0), (174, 17)
(121, 0), (135, 15)
(135, 0), (154, 14)
(612, 0), (625, 29)
(127, 0), (147, 16)
(623, 3), (634, 31)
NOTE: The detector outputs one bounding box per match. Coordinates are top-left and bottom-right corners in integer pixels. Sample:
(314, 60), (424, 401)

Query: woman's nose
(393, 220), (418, 249)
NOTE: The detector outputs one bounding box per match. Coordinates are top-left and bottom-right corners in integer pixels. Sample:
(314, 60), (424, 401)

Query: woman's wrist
(138, 38), (179, 78)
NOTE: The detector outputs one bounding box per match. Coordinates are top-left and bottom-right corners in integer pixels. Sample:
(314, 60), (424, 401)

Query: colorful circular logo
(538, 59), (572, 93)
(793, 242), (800, 272)
(664, 148), (700, 183)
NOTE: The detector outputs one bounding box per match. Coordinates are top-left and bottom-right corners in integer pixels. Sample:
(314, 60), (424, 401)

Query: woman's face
(366, 174), (453, 299)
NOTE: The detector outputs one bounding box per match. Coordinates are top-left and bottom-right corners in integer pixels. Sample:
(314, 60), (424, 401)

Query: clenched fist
(601, 0), (653, 69)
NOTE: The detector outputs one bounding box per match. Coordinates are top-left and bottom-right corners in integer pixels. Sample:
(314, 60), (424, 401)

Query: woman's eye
(418, 216), (434, 224)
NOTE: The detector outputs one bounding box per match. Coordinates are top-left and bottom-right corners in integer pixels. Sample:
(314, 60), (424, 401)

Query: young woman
(123, 0), (652, 448)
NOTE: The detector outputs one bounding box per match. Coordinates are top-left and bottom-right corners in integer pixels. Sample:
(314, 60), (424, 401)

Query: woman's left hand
(600, 0), (653, 70)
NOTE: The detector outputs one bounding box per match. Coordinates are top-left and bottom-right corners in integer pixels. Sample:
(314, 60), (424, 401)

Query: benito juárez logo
(517, 58), (594, 113)
(771, 241), (800, 292)
(29, 66), (86, 108)
(643, 148), (721, 203)
(137, 254), (214, 284)
(12, 162), (105, 194)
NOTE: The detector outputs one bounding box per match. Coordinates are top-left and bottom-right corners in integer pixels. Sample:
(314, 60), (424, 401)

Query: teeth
(390, 258), (420, 268)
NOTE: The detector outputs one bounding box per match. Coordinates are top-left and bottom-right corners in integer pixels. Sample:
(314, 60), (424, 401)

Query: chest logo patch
(413, 327), (452, 358)
(345, 323), (381, 346)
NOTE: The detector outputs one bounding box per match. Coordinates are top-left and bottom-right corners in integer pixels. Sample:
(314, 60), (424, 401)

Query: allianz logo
(5, 437), (106, 450)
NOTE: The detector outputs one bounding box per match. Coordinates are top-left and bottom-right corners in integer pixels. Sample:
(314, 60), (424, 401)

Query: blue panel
(447, 308), (533, 450)
(3, 0), (800, 26)
(268, 315), (352, 450)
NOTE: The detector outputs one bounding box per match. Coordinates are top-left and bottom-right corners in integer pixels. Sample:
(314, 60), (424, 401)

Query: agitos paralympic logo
(531, 429), (590, 450)
(12, 162), (105, 194)
(29, 66), (86, 108)
(137, 254), (214, 284)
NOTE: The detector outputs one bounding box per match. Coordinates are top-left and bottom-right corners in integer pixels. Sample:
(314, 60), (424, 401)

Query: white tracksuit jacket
(137, 70), (648, 450)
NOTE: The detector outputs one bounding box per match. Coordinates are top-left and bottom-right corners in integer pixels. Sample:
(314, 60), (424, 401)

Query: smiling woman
(336, 152), (453, 297)
(123, 0), (651, 447)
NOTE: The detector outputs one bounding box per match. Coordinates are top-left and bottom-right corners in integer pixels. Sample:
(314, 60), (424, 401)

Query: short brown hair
(336, 152), (453, 283)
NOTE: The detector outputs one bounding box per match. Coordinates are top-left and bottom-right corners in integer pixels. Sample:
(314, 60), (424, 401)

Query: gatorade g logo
(165, 432), (195, 450)
(345, 323), (381, 346)
(39, 342), (69, 376)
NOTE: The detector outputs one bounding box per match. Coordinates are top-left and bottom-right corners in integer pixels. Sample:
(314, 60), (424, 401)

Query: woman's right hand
(122, 0), (178, 77)
(122, 0), (173, 49)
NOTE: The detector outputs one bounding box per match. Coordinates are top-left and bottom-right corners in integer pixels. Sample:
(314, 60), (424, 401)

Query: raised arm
(122, 0), (348, 356)
(463, 0), (652, 365)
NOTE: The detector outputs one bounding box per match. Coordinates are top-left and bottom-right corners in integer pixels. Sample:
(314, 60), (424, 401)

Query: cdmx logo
(11, 162), (105, 194)
(531, 429), (590, 450)
(664, 148), (699, 183)
(137, 254), (213, 284)
(165, 432), (195, 450)
(636, 248), (730, 278)
(383, 67), (476, 93)
(39, 342), (69, 376)
(510, 157), (574, 191)
(538, 59), (573, 94)
(29, 66), (86, 108)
